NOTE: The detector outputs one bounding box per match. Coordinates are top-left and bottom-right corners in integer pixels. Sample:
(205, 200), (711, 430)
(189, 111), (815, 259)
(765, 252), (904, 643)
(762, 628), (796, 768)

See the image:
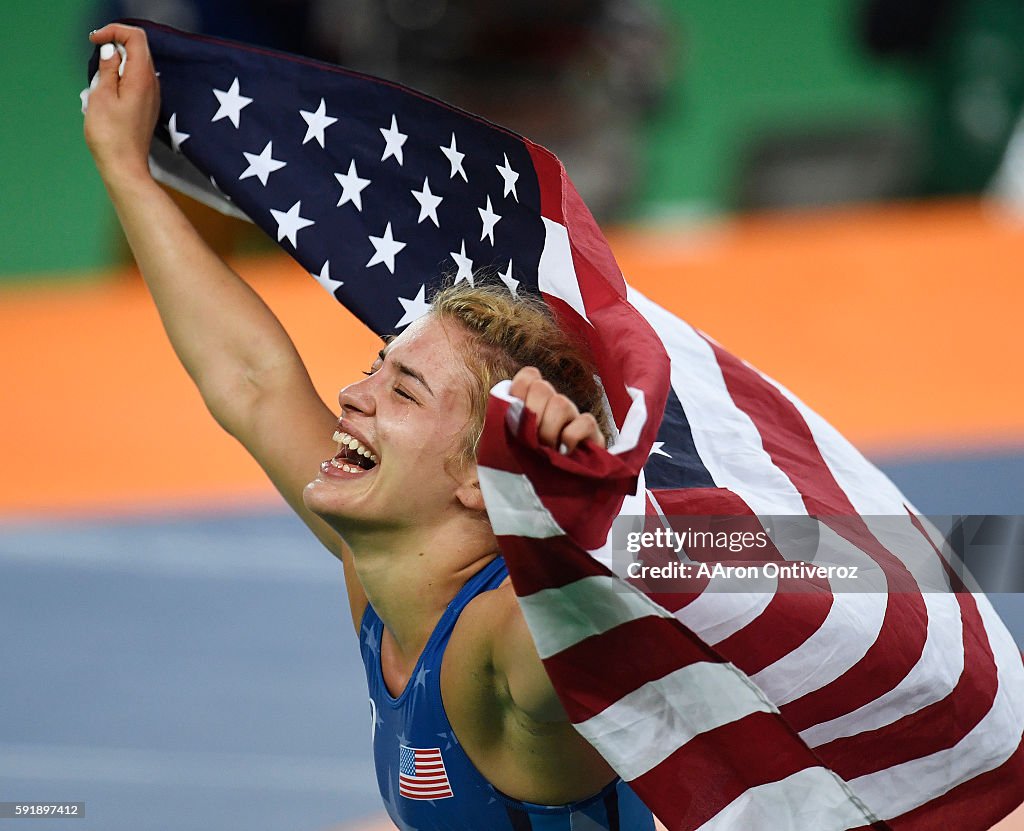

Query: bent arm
(83, 24), (367, 628)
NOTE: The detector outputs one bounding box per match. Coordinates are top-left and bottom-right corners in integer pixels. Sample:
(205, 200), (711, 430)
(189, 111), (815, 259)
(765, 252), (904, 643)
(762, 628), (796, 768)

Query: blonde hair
(430, 280), (612, 467)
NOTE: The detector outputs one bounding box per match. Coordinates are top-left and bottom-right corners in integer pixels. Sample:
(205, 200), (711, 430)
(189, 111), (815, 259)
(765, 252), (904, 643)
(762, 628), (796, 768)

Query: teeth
(330, 429), (377, 461)
(330, 459), (364, 474)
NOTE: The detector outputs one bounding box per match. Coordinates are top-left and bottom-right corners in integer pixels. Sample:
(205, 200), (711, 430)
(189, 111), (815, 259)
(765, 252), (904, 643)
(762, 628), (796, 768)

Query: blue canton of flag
(398, 745), (453, 801)
(92, 20), (544, 338)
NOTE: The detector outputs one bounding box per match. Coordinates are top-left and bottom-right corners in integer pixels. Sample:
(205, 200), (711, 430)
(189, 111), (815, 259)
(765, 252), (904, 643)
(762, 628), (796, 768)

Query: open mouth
(329, 431), (379, 474)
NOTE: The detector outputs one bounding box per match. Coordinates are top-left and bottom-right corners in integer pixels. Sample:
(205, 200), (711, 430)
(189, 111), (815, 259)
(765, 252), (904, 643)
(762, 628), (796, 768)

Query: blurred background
(2, 0), (1023, 829)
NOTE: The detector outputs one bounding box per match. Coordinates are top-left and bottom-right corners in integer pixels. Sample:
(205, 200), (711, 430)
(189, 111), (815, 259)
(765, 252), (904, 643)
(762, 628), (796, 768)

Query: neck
(341, 517), (499, 662)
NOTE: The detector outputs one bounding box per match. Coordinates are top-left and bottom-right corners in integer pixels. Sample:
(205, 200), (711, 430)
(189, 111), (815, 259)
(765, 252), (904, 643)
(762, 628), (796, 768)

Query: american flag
(398, 746), (454, 801)
(85, 21), (1024, 829)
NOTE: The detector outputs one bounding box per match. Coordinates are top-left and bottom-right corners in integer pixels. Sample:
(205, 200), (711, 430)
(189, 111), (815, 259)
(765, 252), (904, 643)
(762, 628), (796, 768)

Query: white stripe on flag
(800, 589), (965, 748)
(607, 385), (649, 456)
(538, 216), (589, 324)
(627, 288), (808, 515)
(851, 594), (1024, 819)
(675, 577), (778, 646)
(794, 512), (965, 744)
(750, 527), (888, 705)
(763, 373), (919, 516)
(490, 379), (525, 434)
(693, 766), (879, 831)
(575, 661), (778, 781)
(517, 575), (672, 660)
(477, 466), (564, 539)
(591, 470), (650, 575)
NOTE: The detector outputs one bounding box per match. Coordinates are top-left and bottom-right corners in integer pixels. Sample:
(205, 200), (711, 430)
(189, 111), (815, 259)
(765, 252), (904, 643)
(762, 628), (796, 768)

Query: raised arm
(83, 24), (367, 627)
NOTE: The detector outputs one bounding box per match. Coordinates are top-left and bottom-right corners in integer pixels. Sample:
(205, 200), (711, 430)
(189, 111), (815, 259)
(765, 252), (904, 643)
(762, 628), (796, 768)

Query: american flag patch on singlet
(399, 745), (454, 800)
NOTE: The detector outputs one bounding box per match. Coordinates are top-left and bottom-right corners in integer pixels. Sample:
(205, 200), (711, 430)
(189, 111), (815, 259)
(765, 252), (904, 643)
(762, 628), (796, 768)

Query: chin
(302, 477), (372, 530)
(302, 476), (342, 518)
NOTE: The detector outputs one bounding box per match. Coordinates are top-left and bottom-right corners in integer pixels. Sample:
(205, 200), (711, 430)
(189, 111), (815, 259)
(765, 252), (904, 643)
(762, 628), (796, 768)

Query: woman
(83, 23), (655, 831)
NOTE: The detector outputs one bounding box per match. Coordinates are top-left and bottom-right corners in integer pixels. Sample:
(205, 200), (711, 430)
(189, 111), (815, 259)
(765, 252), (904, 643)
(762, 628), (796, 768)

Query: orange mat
(2, 199), (1023, 517)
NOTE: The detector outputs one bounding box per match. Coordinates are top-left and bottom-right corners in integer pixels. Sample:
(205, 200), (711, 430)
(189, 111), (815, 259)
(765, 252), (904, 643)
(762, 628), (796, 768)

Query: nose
(337, 372), (378, 415)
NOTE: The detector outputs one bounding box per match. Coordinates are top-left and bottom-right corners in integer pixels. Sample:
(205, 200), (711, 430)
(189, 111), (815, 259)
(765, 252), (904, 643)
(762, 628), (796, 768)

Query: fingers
(536, 395), (576, 448)
(83, 23), (161, 184)
(90, 23), (149, 54)
(509, 366), (605, 454)
(560, 412), (606, 453)
(508, 365), (542, 401)
(89, 24), (153, 87)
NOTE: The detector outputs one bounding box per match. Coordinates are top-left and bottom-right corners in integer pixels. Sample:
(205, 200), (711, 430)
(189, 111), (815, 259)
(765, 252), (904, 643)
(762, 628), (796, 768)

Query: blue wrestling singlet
(358, 555), (655, 831)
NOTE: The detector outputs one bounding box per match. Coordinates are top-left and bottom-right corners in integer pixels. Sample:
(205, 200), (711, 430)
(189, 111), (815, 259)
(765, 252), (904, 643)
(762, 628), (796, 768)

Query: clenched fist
(83, 24), (160, 187)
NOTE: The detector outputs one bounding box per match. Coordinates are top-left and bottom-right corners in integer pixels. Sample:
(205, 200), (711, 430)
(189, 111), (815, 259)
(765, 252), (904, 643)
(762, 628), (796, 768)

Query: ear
(455, 470), (486, 513)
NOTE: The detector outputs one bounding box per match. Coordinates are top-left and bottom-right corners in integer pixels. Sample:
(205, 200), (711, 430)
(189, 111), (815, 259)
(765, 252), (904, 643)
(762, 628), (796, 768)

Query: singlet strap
(430, 555), (509, 645)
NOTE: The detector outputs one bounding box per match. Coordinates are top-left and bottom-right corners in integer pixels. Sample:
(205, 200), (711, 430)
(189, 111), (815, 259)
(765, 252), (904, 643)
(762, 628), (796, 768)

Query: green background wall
(639, 0), (924, 217)
(2, 0), (115, 278)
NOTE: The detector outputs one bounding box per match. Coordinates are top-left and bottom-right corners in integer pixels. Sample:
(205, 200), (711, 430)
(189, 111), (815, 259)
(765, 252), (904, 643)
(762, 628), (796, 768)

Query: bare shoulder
(452, 576), (565, 723)
(442, 575), (617, 804)
(444, 577), (516, 665)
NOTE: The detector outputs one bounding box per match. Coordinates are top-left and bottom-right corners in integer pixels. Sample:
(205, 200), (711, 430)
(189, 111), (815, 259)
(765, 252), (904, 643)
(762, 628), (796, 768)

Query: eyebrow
(378, 348), (435, 397)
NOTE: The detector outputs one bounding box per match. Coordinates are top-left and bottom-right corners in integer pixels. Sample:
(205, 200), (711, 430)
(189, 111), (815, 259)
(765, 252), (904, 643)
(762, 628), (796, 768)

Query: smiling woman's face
(303, 314), (481, 535)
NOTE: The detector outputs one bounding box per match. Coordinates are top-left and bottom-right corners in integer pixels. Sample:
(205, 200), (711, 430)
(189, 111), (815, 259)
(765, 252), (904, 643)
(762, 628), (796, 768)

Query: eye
(394, 387), (417, 403)
(362, 358), (383, 377)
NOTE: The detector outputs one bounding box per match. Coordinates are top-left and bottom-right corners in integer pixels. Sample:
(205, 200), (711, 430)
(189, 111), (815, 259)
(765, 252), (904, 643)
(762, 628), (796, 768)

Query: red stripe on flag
(818, 515), (1000, 779)
(628, 712), (837, 831)
(819, 587), (996, 779)
(651, 487), (762, 520)
(886, 736), (1024, 831)
(540, 292), (638, 431)
(715, 583), (835, 676)
(523, 141), (564, 224)
(708, 339), (929, 731)
(645, 485), (836, 672)
(496, 535), (609, 596)
(542, 615), (722, 724)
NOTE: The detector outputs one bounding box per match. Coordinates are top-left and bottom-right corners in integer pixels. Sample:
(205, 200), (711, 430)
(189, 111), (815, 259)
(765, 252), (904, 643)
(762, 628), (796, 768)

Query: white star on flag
(440, 133), (468, 181)
(366, 222), (406, 273)
(449, 240), (474, 285)
(211, 77), (252, 128)
(495, 154), (519, 201)
(380, 115), (407, 165)
(478, 196), (501, 244)
(649, 442), (672, 458)
(334, 160), (371, 211)
(498, 259), (519, 297)
(269, 200), (315, 248)
(300, 98), (338, 147)
(395, 284), (432, 328)
(311, 260), (343, 294)
(411, 177), (443, 227)
(239, 141), (286, 186)
(168, 113), (190, 151)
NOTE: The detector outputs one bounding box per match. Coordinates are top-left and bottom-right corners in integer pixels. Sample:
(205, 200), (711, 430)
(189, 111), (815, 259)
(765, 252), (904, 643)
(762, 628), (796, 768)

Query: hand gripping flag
(84, 22), (1024, 829)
